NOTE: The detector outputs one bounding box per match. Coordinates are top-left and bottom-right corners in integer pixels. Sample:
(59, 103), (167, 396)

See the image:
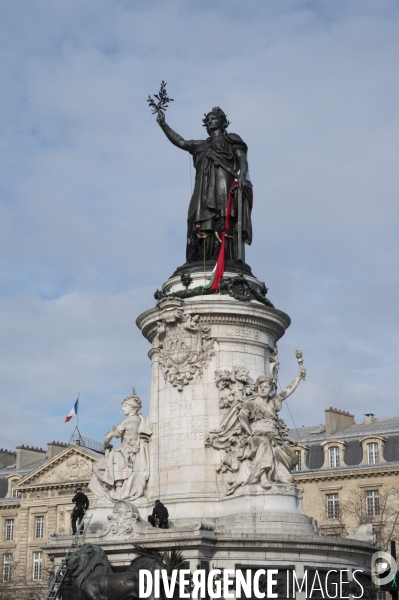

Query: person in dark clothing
(71, 487), (89, 535)
(148, 500), (169, 529)
(213, 217), (233, 258)
(187, 222), (211, 262)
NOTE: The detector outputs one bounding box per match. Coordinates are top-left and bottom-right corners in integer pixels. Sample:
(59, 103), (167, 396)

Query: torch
(295, 348), (306, 380)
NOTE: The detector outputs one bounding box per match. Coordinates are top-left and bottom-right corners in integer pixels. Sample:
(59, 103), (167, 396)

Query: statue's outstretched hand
(299, 369), (306, 380)
(238, 175), (250, 191)
(156, 110), (165, 127)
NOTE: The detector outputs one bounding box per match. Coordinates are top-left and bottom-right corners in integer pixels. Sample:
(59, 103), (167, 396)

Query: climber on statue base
(148, 499), (169, 529)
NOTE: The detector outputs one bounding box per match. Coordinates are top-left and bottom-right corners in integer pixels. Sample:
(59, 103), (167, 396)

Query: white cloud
(0, 0), (398, 448)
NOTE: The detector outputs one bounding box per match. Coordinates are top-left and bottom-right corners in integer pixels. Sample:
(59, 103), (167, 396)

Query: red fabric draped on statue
(207, 177), (253, 291)
(210, 180), (235, 290)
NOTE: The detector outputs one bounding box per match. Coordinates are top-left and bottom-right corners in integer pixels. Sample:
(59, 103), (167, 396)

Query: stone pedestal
(136, 269), (298, 524)
(45, 266), (375, 584)
(136, 266), (375, 578)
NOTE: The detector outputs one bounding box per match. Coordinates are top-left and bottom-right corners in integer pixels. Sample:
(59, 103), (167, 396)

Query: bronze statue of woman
(157, 107), (253, 263)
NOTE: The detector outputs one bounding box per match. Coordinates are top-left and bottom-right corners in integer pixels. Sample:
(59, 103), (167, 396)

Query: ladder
(43, 512), (91, 600)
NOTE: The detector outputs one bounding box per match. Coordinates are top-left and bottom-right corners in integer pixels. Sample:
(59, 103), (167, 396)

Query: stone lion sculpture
(65, 543), (147, 600)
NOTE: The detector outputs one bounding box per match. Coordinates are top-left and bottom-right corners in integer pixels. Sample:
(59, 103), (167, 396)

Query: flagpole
(77, 392), (79, 430)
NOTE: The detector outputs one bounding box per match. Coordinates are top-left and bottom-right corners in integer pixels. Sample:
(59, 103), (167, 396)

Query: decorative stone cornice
(5, 473), (22, 481)
(291, 442), (309, 451)
(0, 502), (20, 510)
(17, 479), (92, 492)
(137, 300), (290, 344)
(294, 464), (399, 483)
(320, 439), (347, 447)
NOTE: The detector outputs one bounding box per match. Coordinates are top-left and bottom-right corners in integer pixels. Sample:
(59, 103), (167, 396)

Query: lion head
(65, 543), (113, 590)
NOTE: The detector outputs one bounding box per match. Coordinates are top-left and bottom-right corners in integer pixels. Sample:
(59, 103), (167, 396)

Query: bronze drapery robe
(187, 133), (253, 261)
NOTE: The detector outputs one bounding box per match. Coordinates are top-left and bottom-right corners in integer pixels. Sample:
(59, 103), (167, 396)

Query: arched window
(329, 446), (340, 468)
(367, 443), (379, 465)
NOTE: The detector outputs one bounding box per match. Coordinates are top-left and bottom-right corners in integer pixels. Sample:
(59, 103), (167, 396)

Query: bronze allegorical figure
(149, 84), (253, 263)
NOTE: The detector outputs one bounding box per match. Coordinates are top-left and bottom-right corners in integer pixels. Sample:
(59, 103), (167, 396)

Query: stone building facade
(3, 407), (399, 594)
(0, 442), (100, 595)
(291, 407), (399, 544)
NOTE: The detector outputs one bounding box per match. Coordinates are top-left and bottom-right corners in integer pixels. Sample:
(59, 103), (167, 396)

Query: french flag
(65, 398), (78, 423)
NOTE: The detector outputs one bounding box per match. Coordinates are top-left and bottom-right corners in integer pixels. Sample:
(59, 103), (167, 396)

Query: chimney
(364, 413), (375, 424)
(47, 441), (68, 460)
(16, 445), (46, 469)
(325, 407), (355, 434)
(0, 449), (16, 468)
(0, 448), (17, 468)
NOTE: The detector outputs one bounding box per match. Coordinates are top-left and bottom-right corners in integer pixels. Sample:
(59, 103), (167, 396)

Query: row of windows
(326, 490), (380, 519)
(295, 442), (381, 471)
(329, 442), (379, 468)
(4, 516), (44, 541)
(2, 552), (43, 582)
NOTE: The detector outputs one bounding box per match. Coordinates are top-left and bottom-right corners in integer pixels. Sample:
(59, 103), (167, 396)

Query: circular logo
(371, 551), (398, 586)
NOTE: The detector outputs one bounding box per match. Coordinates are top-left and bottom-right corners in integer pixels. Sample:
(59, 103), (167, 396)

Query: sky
(0, 0), (398, 450)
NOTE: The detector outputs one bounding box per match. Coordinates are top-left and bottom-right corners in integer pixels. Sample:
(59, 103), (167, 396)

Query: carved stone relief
(80, 501), (152, 540)
(107, 500), (140, 537)
(35, 455), (94, 484)
(155, 299), (215, 391)
(206, 356), (305, 496)
(214, 365), (256, 409)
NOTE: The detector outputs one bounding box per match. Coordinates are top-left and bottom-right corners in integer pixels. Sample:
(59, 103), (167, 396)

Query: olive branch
(147, 80), (174, 115)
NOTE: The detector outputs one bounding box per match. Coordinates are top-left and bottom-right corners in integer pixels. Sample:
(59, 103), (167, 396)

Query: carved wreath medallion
(107, 500), (139, 537)
(155, 300), (215, 391)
